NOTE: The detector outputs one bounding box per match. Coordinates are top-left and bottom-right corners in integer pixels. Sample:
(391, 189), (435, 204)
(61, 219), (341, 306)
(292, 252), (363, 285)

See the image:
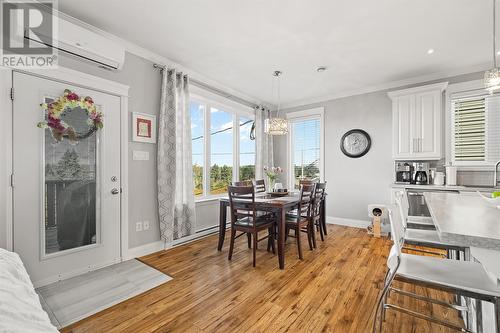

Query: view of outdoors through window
(191, 102), (204, 196)
(239, 116), (255, 182)
(292, 118), (321, 189)
(210, 107), (233, 194)
(191, 101), (256, 196)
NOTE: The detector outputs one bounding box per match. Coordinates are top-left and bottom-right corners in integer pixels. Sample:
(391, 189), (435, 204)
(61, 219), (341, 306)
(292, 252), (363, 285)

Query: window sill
(195, 195), (226, 204)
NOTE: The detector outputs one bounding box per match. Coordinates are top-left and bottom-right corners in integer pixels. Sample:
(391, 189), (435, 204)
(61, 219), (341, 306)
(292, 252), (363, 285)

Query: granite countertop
(423, 191), (500, 251)
(391, 183), (499, 193)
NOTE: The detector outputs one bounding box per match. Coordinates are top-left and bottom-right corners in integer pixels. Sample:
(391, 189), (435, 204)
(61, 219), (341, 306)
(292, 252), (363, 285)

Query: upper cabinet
(388, 82), (448, 160)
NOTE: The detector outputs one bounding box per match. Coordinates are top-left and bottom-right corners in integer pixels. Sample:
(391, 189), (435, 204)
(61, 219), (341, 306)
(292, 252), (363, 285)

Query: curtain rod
(153, 63), (260, 109)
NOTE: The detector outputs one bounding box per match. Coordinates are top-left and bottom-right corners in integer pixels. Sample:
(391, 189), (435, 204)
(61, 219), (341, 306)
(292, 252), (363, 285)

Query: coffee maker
(412, 162), (430, 185)
(395, 162), (413, 184)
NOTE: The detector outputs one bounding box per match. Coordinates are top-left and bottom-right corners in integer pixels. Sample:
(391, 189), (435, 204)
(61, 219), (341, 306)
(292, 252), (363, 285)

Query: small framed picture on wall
(132, 112), (156, 143)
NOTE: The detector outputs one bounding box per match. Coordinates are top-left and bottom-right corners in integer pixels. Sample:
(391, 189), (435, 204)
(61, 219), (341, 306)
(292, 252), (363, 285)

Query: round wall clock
(340, 129), (371, 158)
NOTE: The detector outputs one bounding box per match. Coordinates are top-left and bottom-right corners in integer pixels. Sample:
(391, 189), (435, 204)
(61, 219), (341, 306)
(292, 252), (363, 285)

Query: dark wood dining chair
(232, 180), (259, 248)
(254, 179), (266, 193)
(233, 181), (252, 186)
(227, 186), (276, 267)
(310, 182), (327, 247)
(299, 179), (314, 186)
(285, 184), (315, 260)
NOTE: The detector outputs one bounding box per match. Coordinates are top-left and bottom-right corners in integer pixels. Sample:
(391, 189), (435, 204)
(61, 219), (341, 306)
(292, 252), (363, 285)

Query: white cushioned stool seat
(405, 229), (459, 248)
(398, 253), (500, 298)
(408, 215), (433, 223)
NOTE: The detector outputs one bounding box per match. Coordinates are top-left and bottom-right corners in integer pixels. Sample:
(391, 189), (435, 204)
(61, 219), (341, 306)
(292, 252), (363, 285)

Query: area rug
(36, 259), (172, 328)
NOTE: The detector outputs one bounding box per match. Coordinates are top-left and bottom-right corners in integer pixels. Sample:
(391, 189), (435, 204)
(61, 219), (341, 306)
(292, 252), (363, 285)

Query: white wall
(274, 72), (483, 226)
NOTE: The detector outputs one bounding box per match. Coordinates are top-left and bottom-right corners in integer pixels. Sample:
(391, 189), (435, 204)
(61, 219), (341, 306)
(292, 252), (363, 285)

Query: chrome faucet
(495, 160), (500, 188)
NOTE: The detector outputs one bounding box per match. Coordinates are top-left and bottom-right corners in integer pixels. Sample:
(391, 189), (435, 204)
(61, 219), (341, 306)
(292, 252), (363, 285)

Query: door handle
(111, 188), (120, 195)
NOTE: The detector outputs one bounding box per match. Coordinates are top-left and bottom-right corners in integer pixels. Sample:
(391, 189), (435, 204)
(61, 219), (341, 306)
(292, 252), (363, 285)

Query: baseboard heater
(171, 225), (220, 246)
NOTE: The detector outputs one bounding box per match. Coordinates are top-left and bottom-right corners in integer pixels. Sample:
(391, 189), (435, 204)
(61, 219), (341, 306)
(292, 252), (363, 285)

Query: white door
(12, 71), (122, 286)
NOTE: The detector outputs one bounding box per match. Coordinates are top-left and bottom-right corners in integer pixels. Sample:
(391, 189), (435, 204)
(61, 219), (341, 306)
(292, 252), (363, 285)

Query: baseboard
(124, 227), (219, 258)
(326, 216), (370, 229)
(124, 240), (165, 260)
(169, 227), (219, 248)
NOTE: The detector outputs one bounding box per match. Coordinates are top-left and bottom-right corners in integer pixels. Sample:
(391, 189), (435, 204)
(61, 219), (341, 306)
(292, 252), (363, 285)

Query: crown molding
(387, 81), (448, 99)
(280, 63), (489, 110)
(54, 7), (488, 112)
(54, 9), (266, 108)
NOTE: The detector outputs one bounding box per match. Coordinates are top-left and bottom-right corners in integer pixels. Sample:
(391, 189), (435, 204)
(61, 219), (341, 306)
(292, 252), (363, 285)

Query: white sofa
(0, 248), (58, 333)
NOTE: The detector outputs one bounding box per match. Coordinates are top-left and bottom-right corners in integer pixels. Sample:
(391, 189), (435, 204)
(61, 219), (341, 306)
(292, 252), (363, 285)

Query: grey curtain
(157, 69), (196, 244)
(255, 106), (274, 181)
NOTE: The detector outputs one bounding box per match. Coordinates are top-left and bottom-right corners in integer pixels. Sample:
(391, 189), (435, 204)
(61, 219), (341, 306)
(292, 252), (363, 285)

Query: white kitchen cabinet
(389, 82), (448, 160)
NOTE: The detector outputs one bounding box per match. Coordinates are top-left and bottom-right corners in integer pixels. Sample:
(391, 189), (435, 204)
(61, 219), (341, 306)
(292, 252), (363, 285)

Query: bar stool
(372, 206), (500, 333)
(401, 190), (436, 230)
(394, 191), (467, 259)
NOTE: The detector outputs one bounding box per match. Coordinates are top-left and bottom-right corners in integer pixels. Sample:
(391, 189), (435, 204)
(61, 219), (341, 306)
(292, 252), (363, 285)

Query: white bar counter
(423, 192), (500, 251)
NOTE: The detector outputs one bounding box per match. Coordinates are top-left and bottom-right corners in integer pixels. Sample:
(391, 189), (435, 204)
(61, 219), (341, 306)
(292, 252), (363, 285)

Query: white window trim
(446, 80), (496, 170)
(286, 107), (325, 189)
(190, 93), (255, 202)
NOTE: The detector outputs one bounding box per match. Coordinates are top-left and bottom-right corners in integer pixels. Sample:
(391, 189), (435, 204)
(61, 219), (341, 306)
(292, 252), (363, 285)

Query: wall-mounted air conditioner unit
(21, 12), (125, 70)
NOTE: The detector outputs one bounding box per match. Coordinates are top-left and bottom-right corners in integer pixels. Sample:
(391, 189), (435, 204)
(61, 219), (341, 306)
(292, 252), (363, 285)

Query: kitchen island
(423, 191), (500, 252)
(423, 191), (500, 332)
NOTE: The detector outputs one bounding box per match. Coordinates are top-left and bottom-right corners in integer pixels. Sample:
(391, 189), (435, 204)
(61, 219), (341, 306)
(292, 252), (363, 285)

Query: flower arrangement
(264, 166), (283, 191)
(37, 89), (103, 143)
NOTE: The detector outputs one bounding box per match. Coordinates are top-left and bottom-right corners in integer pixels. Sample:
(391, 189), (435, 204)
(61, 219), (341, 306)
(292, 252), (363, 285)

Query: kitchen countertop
(423, 192), (500, 251)
(391, 183), (499, 193)
(470, 247), (500, 282)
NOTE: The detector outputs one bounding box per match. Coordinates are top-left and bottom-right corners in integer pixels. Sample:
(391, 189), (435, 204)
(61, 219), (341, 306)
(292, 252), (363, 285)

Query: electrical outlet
(143, 220), (150, 230)
(135, 222), (142, 232)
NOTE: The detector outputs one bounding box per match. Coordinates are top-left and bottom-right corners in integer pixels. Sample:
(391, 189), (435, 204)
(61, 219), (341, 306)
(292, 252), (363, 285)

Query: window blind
(452, 98), (486, 162)
(291, 118), (321, 187)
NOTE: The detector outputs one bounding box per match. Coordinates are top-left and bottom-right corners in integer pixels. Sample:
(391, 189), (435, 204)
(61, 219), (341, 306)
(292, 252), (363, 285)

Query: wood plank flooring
(61, 225), (464, 333)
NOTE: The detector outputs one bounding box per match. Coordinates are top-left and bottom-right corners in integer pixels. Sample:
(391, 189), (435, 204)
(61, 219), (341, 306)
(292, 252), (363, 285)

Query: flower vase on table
(264, 166), (283, 193)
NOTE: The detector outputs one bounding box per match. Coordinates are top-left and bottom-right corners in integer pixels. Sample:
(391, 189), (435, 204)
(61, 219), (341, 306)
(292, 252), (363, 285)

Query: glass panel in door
(44, 98), (100, 255)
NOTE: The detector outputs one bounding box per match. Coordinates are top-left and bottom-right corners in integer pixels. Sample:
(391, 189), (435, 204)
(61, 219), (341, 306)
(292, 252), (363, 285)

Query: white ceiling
(59, 0), (493, 107)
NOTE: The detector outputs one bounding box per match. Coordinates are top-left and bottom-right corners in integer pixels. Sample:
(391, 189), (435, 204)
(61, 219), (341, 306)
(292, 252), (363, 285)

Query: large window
(288, 109), (324, 189)
(191, 102), (205, 196)
(451, 93), (500, 165)
(190, 98), (255, 198)
(239, 116), (255, 181)
(210, 107), (233, 195)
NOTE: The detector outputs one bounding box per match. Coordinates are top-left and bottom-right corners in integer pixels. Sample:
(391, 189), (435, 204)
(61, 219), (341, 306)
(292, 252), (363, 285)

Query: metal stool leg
(476, 299), (482, 333)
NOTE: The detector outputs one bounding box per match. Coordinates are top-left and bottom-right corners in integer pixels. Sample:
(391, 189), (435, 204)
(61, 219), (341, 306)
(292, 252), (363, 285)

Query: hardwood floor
(61, 225), (464, 333)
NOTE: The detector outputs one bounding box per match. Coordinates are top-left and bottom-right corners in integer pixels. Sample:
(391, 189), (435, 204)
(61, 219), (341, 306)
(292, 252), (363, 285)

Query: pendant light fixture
(485, 0), (500, 92)
(265, 70), (288, 135)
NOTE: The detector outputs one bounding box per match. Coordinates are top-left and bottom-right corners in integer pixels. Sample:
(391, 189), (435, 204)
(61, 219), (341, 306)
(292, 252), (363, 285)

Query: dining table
(217, 192), (327, 269)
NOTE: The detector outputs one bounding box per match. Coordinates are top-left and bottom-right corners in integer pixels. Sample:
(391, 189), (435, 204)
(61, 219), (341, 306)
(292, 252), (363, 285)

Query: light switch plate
(133, 150), (149, 161)
(135, 222), (142, 232)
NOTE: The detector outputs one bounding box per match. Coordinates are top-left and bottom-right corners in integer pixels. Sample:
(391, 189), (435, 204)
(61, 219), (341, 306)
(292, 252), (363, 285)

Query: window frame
(286, 107), (325, 190)
(190, 93), (255, 201)
(446, 80), (497, 170)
